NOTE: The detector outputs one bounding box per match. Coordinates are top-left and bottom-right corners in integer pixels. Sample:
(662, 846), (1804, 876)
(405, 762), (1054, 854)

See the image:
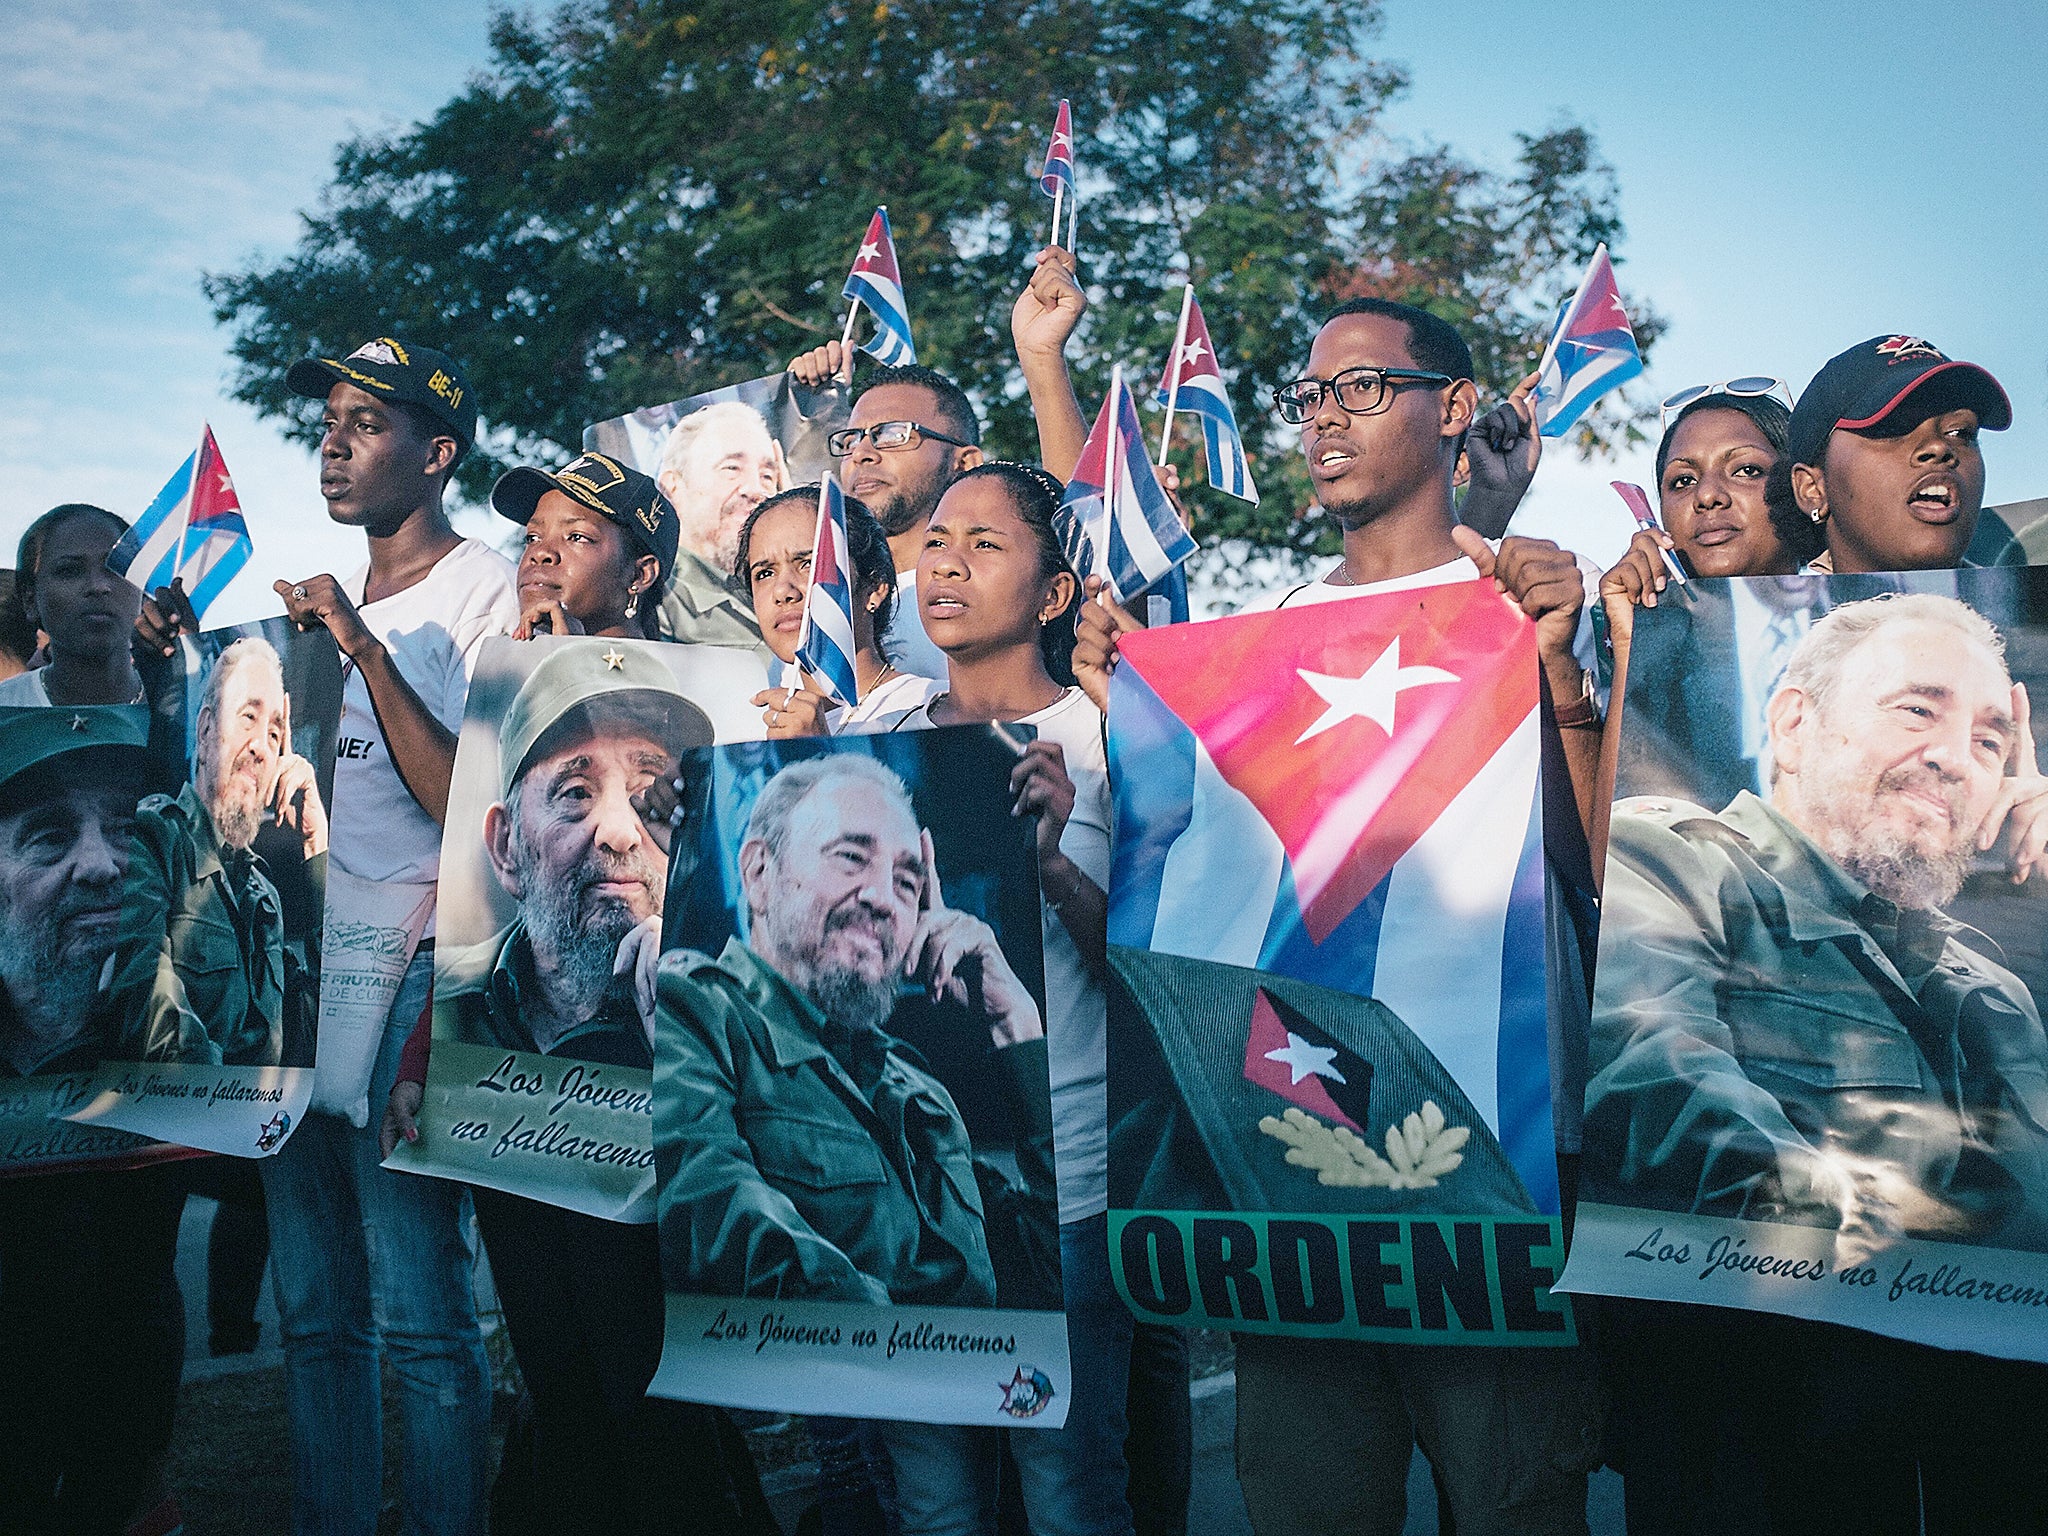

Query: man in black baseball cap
(491, 452), (678, 638)
(1774, 335), (2012, 573)
(284, 336), (480, 451)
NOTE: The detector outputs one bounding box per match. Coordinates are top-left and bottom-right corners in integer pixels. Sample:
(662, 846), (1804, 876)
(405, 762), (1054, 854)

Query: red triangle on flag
(1119, 579), (1535, 941)
(1242, 988), (1360, 1130)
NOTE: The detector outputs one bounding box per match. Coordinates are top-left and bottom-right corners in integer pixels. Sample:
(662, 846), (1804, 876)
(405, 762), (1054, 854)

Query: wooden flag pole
(1157, 284), (1194, 466)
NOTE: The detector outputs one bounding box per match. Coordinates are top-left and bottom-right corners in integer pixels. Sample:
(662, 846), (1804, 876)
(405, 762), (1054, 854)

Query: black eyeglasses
(827, 420), (971, 457)
(1274, 366), (1459, 424)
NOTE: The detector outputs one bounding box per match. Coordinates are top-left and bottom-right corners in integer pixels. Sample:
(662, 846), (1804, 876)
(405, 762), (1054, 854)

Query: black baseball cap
(285, 336), (479, 449)
(491, 452), (679, 584)
(1787, 335), (2012, 468)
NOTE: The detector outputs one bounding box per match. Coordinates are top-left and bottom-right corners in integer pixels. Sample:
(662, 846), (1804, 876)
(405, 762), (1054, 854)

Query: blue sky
(5, 0), (2045, 622)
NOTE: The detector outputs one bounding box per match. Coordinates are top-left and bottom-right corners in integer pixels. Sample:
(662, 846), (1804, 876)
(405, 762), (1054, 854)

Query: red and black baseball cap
(491, 452), (679, 585)
(1787, 335), (2011, 468)
(285, 336), (479, 449)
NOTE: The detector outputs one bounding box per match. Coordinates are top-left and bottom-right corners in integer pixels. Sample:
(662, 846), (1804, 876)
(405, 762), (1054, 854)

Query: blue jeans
(1008, 1214), (1135, 1536)
(878, 1215), (1135, 1536)
(260, 952), (491, 1536)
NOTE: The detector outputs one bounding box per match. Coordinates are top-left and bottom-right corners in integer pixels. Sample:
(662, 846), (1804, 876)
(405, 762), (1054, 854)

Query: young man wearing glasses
(788, 347), (985, 679)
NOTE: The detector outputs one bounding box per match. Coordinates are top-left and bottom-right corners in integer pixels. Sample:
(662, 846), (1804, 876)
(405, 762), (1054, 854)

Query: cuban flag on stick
(1059, 364), (1197, 607)
(793, 478), (862, 708)
(839, 206), (917, 372)
(1040, 99), (1078, 253)
(107, 424), (254, 622)
(1531, 243), (1643, 439)
(1107, 579), (1558, 1211)
(1154, 284), (1259, 505)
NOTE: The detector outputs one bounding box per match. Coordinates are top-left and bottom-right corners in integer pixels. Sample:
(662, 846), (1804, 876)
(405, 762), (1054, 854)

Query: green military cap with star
(0, 704), (151, 797)
(497, 639), (714, 793)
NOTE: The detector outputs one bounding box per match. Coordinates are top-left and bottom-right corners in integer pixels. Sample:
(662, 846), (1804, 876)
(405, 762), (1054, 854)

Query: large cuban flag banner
(1105, 580), (1575, 1343)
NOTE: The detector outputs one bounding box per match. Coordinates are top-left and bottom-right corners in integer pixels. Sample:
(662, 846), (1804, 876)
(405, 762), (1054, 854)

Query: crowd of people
(1, 228), (2040, 1536)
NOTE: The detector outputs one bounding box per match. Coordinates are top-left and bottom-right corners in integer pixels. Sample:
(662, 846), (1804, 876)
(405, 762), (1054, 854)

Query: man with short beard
(652, 399), (783, 655)
(439, 641), (711, 1060)
(654, 751), (1049, 1309)
(1589, 591), (2048, 1246)
(788, 349), (986, 680)
(110, 636), (326, 1067)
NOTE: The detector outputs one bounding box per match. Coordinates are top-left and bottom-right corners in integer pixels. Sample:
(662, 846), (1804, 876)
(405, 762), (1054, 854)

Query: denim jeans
(879, 1215), (1136, 1536)
(260, 952), (491, 1536)
(1007, 1213), (1136, 1536)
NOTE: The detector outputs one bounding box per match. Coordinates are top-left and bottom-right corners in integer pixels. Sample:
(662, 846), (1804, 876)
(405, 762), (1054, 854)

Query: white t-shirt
(893, 685), (1111, 1225)
(0, 668), (52, 705)
(1238, 554), (1593, 1153)
(883, 569), (949, 682)
(831, 669), (940, 734)
(332, 539), (519, 907)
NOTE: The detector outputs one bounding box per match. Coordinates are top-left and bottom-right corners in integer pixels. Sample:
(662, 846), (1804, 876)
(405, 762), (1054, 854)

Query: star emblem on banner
(1179, 336), (1208, 368)
(1264, 1030), (1344, 1086)
(600, 647), (627, 671)
(1294, 638), (1460, 744)
(217, 472), (235, 495)
(69, 714), (88, 732)
(858, 241), (880, 265)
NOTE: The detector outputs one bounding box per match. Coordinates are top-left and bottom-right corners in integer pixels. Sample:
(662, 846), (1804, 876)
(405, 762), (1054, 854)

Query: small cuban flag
(1155, 285), (1259, 505)
(841, 206), (917, 368)
(1040, 99), (1076, 198)
(107, 424), (255, 622)
(1059, 365), (1197, 607)
(1531, 242), (1643, 439)
(793, 478), (862, 708)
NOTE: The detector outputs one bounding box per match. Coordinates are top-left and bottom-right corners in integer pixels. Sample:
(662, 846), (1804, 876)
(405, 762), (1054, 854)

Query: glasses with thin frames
(1658, 377), (1793, 431)
(827, 420), (970, 457)
(1274, 366), (1458, 424)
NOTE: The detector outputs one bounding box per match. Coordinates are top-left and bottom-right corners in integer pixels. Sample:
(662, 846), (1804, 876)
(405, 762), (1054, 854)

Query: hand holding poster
(1563, 569), (2048, 1363)
(384, 633), (769, 1220)
(647, 731), (1071, 1427)
(1106, 582), (1575, 1343)
(60, 620), (341, 1159)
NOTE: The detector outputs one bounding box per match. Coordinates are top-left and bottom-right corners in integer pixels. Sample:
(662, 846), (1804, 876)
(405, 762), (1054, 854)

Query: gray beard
(1823, 830), (1974, 913)
(807, 965), (900, 1035)
(517, 849), (654, 1030)
(0, 925), (107, 1069)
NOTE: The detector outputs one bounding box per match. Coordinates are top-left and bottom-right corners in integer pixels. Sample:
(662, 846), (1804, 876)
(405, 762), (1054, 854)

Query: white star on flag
(1179, 336), (1208, 367)
(1295, 638), (1459, 744)
(218, 473), (234, 494)
(1264, 1030), (1345, 1086)
(858, 241), (880, 265)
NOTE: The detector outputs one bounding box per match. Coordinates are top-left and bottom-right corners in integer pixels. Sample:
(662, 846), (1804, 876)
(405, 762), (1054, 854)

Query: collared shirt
(1588, 789), (2048, 1244)
(107, 782), (292, 1067)
(438, 917), (652, 1069)
(654, 938), (1053, 1308)
(654, 551), (775, 664)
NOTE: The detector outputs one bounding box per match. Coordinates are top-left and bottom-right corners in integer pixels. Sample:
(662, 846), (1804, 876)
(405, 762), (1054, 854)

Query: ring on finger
(291, 585), (308, 600)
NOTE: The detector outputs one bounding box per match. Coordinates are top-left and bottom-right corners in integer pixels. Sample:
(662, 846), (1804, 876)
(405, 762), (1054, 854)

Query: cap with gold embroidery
(490, 452), (678, 586)
(285, 336), (479, 449)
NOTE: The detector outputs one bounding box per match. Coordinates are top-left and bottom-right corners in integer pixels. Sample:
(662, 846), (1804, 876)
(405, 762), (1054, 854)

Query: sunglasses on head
(1658, 377), (1793, 431)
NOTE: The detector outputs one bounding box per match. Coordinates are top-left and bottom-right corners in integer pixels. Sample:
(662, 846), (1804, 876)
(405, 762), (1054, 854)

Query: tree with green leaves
(207, 0), (1657, 561)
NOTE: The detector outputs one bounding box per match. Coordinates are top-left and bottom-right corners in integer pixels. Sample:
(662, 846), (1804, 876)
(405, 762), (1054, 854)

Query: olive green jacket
(653, 551), (774, 665)
(108, 783), (306, 1068)
(1587, 791), (2048, 1244)
(654, 938), (1047, 1308)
